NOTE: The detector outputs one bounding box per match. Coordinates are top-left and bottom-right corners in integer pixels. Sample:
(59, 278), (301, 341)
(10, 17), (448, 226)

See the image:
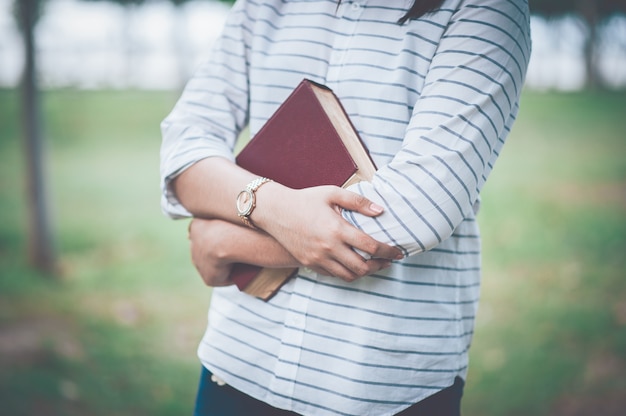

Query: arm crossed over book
(231, 79), (378, 300)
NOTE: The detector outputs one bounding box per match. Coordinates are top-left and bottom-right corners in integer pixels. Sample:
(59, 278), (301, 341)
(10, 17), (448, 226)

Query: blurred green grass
(0, 88), (624, 415)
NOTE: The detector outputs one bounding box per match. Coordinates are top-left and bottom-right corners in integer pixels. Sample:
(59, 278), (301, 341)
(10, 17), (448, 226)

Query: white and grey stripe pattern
(160, 0), (531, 414)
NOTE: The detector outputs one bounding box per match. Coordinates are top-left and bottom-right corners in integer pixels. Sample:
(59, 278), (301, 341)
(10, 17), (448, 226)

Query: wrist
(248, 180), (287, 232)
(236, 177), (273, 229)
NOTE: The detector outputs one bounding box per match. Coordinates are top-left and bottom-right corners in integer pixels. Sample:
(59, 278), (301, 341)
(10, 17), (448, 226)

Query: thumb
(332, 188), (384, 217)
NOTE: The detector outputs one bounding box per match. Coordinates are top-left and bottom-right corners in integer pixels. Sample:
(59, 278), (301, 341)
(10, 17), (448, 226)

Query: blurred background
(0, 0), (625, 415)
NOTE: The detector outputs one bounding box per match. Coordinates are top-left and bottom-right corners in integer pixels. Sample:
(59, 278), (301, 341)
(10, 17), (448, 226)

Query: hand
(188, 218), (235, 287)
(188, 217), (303, 287)
(254, 184), (403, 282)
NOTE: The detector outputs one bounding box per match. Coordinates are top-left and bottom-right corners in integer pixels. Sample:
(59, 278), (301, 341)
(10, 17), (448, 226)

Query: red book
(231, 79), (376, 300)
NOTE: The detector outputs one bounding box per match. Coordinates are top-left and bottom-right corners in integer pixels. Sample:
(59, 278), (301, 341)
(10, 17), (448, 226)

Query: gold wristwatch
(236, 177), (273, 228)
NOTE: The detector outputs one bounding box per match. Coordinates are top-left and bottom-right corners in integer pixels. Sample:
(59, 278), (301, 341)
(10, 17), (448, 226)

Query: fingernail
(369, 203), (383, 214)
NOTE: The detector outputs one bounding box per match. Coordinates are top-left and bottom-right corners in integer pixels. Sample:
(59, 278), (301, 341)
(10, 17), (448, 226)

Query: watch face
(236, 189), (255, 216)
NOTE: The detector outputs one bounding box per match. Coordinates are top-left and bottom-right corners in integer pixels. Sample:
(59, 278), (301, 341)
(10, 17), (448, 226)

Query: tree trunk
(578, 0), (601, 89)
(19, 0), (56, 275)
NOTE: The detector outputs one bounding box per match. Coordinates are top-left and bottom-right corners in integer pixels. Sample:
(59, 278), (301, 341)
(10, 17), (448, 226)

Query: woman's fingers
(326, 187), (404, 261)
(188, 218), (234, 287)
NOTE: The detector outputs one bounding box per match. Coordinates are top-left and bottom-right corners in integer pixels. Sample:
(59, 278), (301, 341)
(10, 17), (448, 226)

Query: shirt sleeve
(343, 0), (532, 256)
(159, 0), (251, 218)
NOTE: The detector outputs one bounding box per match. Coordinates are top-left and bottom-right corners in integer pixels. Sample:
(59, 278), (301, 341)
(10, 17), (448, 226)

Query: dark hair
(397, 0), (446, 24)
(337, 0), (446, 24)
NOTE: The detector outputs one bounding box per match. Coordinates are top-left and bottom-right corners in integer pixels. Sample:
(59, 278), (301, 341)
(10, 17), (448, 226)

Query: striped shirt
(160, 0), (531, 415)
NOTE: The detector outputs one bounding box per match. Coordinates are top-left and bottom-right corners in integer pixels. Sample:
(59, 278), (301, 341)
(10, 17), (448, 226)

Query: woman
(160, 0), (531, 414)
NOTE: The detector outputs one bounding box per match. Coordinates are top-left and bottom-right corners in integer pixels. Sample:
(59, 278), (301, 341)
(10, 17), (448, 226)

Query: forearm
(189, 216), (397, 286)
(191, 218), (297, 267)
(172, 156), (262, 224)
(218, 222), (298, 269)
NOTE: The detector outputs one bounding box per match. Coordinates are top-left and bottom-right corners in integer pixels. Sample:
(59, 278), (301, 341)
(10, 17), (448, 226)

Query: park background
(1, 0), (625, 415)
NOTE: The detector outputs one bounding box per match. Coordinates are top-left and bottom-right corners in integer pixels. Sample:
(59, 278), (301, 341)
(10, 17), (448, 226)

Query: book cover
(231, 78), (376, 300)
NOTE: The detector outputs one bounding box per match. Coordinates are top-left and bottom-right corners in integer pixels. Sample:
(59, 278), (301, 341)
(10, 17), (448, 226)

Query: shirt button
(351, 2), (361, 11)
